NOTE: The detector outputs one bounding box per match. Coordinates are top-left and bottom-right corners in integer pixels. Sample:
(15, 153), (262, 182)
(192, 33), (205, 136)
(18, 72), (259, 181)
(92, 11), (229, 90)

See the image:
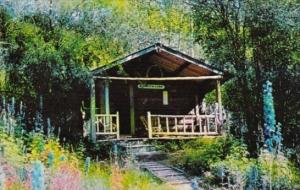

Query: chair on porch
(171, 109), (199, 132)
(175, 117), (197, 132)
(139, 115), (161, 133)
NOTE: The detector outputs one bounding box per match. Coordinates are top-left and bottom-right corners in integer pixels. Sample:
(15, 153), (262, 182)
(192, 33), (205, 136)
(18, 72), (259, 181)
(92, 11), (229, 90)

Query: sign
(137, 84), (165, 90)
(163, 91), (168, 105)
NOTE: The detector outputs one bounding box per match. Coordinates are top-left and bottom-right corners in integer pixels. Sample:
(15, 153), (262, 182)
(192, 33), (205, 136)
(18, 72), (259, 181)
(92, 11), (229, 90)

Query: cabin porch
(89, 76), (223, 141)
(89, 43), (227, 142)
(92, 111), (221, 141)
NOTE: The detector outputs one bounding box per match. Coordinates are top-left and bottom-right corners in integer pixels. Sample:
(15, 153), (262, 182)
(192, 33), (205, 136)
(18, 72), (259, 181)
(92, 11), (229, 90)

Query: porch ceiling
(149, 52), (213, 77)
(92, 43), (226, 78)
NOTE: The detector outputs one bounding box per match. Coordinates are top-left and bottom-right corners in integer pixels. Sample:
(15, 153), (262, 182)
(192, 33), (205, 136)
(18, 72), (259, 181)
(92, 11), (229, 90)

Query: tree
(1, 13), (98, 141)
(190, 0), (300, 155)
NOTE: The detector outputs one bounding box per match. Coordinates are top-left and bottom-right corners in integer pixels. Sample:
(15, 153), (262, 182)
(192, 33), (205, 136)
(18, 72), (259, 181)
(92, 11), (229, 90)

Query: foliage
(190, 0), (300, 157)
(0, 119), (171, 190)
(4, 18), (93, 139)
(26, 133), (80, 169)
(151, 139), (186, 153)
(110, 167), (173, 190)
(0, 165), (5, 190)
(162, 135), (300, 189)
(167, 136), (241, 175)
(49, 163), (81, 190)
(0, 130), (25, 167)
(209, 151), (300, 190)
(0, 0), (198, 142)
(258, 153), (300, 190)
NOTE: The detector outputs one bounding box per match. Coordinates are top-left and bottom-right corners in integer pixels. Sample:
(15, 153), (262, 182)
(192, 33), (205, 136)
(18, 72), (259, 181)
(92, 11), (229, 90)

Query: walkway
(118, 140), (193, 190)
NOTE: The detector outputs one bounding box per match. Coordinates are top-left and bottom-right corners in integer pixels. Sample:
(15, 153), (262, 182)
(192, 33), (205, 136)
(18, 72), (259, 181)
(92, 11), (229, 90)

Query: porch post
(104, 80), (110, 114)
(116, 112), (120, 139)
(147, 112), (152, 139)
(129, 83), (135, 136)
(90, 78), (96, 142)
(195, 95), (200, 116)
(216, 80), (223, 122)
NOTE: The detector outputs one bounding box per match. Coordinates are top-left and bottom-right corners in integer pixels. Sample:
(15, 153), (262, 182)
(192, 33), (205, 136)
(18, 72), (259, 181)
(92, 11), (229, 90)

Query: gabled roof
(92, 43), (224, 77)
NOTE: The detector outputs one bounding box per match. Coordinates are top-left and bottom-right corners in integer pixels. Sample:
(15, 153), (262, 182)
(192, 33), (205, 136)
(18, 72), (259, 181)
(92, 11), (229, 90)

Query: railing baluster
(166, 117), (169, 133)
(183, 116), (186, 133)
(215, 115), (218, 133)
(206, 116), (209, 134)
(103, 116), (106, 132)
(204, 116), (207, 134)
(192, 116), (194, 133)
(199, 116), (202, 133)
(96, 117), (99, 132)
(110, 115), (113, 133)
(158, 116), (161, 132)
(147, 112), (152, 138)
(175, 117), (178, 133)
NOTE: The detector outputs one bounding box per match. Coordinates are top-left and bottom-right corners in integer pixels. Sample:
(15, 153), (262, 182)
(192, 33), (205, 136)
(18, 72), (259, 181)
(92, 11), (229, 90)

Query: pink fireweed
(2, 163), (18, 189)
(49, 163), (81, 190)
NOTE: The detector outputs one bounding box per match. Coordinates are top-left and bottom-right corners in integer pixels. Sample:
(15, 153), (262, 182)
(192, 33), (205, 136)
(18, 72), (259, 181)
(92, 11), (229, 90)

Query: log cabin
(89, 43), (228, 141)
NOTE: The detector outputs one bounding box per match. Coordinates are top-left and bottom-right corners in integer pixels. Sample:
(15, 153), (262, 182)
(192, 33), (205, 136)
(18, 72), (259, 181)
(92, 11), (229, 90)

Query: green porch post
(129, 83), (135, 136)
(104, 80), (110, 114)
(90, 78), (96, 142)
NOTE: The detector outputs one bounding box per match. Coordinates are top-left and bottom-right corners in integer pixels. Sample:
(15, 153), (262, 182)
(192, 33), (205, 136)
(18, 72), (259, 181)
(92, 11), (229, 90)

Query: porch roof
(92, 43), (226, 77)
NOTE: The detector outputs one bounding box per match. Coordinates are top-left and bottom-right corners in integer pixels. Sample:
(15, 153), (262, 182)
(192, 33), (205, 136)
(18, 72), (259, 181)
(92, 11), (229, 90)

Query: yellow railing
(147, 112), (220, 138)
(95, 112), (120, 139)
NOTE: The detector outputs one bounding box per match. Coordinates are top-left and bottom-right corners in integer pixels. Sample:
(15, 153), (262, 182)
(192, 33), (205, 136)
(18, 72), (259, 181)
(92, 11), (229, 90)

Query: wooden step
(135, 151), (167, 161)
(140, 161), (192, 190)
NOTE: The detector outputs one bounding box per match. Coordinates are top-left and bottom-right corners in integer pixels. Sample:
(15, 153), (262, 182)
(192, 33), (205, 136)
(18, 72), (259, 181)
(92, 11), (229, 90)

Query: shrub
(26, 134), (80, 168)
(210, 149), (300, 189)
(110, 167), (173, 190)
(258, 152), (300, 190)
(168, 136), (239, 175)
(0, 131), (25, 167)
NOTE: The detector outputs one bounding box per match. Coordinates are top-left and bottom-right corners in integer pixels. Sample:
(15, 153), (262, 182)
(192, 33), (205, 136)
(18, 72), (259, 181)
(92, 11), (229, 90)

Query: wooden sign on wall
(137, 84), (165, 90)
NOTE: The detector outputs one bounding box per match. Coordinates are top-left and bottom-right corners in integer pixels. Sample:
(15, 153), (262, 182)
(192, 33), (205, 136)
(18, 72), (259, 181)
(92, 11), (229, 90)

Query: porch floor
(96, 134), (220, 142)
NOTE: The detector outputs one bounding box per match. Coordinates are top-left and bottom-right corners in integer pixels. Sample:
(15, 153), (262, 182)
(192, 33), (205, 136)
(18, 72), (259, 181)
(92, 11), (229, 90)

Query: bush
(0, 131), (25, 167)
(167, 136), (240, 175)
(210, 149), (300, 190)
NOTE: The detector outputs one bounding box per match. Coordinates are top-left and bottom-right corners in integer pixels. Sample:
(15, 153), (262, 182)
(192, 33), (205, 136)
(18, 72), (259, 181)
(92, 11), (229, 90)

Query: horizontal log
(150, 136), (218, 140)
(151, 114), (215, 118)
(95, 132), (118, 135)
(152, 132), (219, 136)
(93, 75), (223, 81)
(95, 114), (118, 117)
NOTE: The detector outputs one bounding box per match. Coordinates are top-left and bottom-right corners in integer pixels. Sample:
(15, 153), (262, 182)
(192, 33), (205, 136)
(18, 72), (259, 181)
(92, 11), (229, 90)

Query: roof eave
(91, 43), (225, 76)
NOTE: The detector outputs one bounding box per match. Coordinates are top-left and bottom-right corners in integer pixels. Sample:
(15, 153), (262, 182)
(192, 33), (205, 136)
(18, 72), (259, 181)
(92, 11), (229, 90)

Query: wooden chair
(140, 116), (148, 131)
(140, 115), (160, 133)
(175, 116), (197, 132)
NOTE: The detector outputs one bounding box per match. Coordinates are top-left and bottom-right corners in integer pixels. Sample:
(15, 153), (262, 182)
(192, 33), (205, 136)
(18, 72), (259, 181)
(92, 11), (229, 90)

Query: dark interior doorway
(109, 81), (131, 136)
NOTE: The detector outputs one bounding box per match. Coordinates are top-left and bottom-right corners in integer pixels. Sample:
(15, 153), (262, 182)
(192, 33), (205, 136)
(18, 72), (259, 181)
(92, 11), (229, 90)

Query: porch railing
(95, 112), (120, 139)
(147, 112), (220, 138)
